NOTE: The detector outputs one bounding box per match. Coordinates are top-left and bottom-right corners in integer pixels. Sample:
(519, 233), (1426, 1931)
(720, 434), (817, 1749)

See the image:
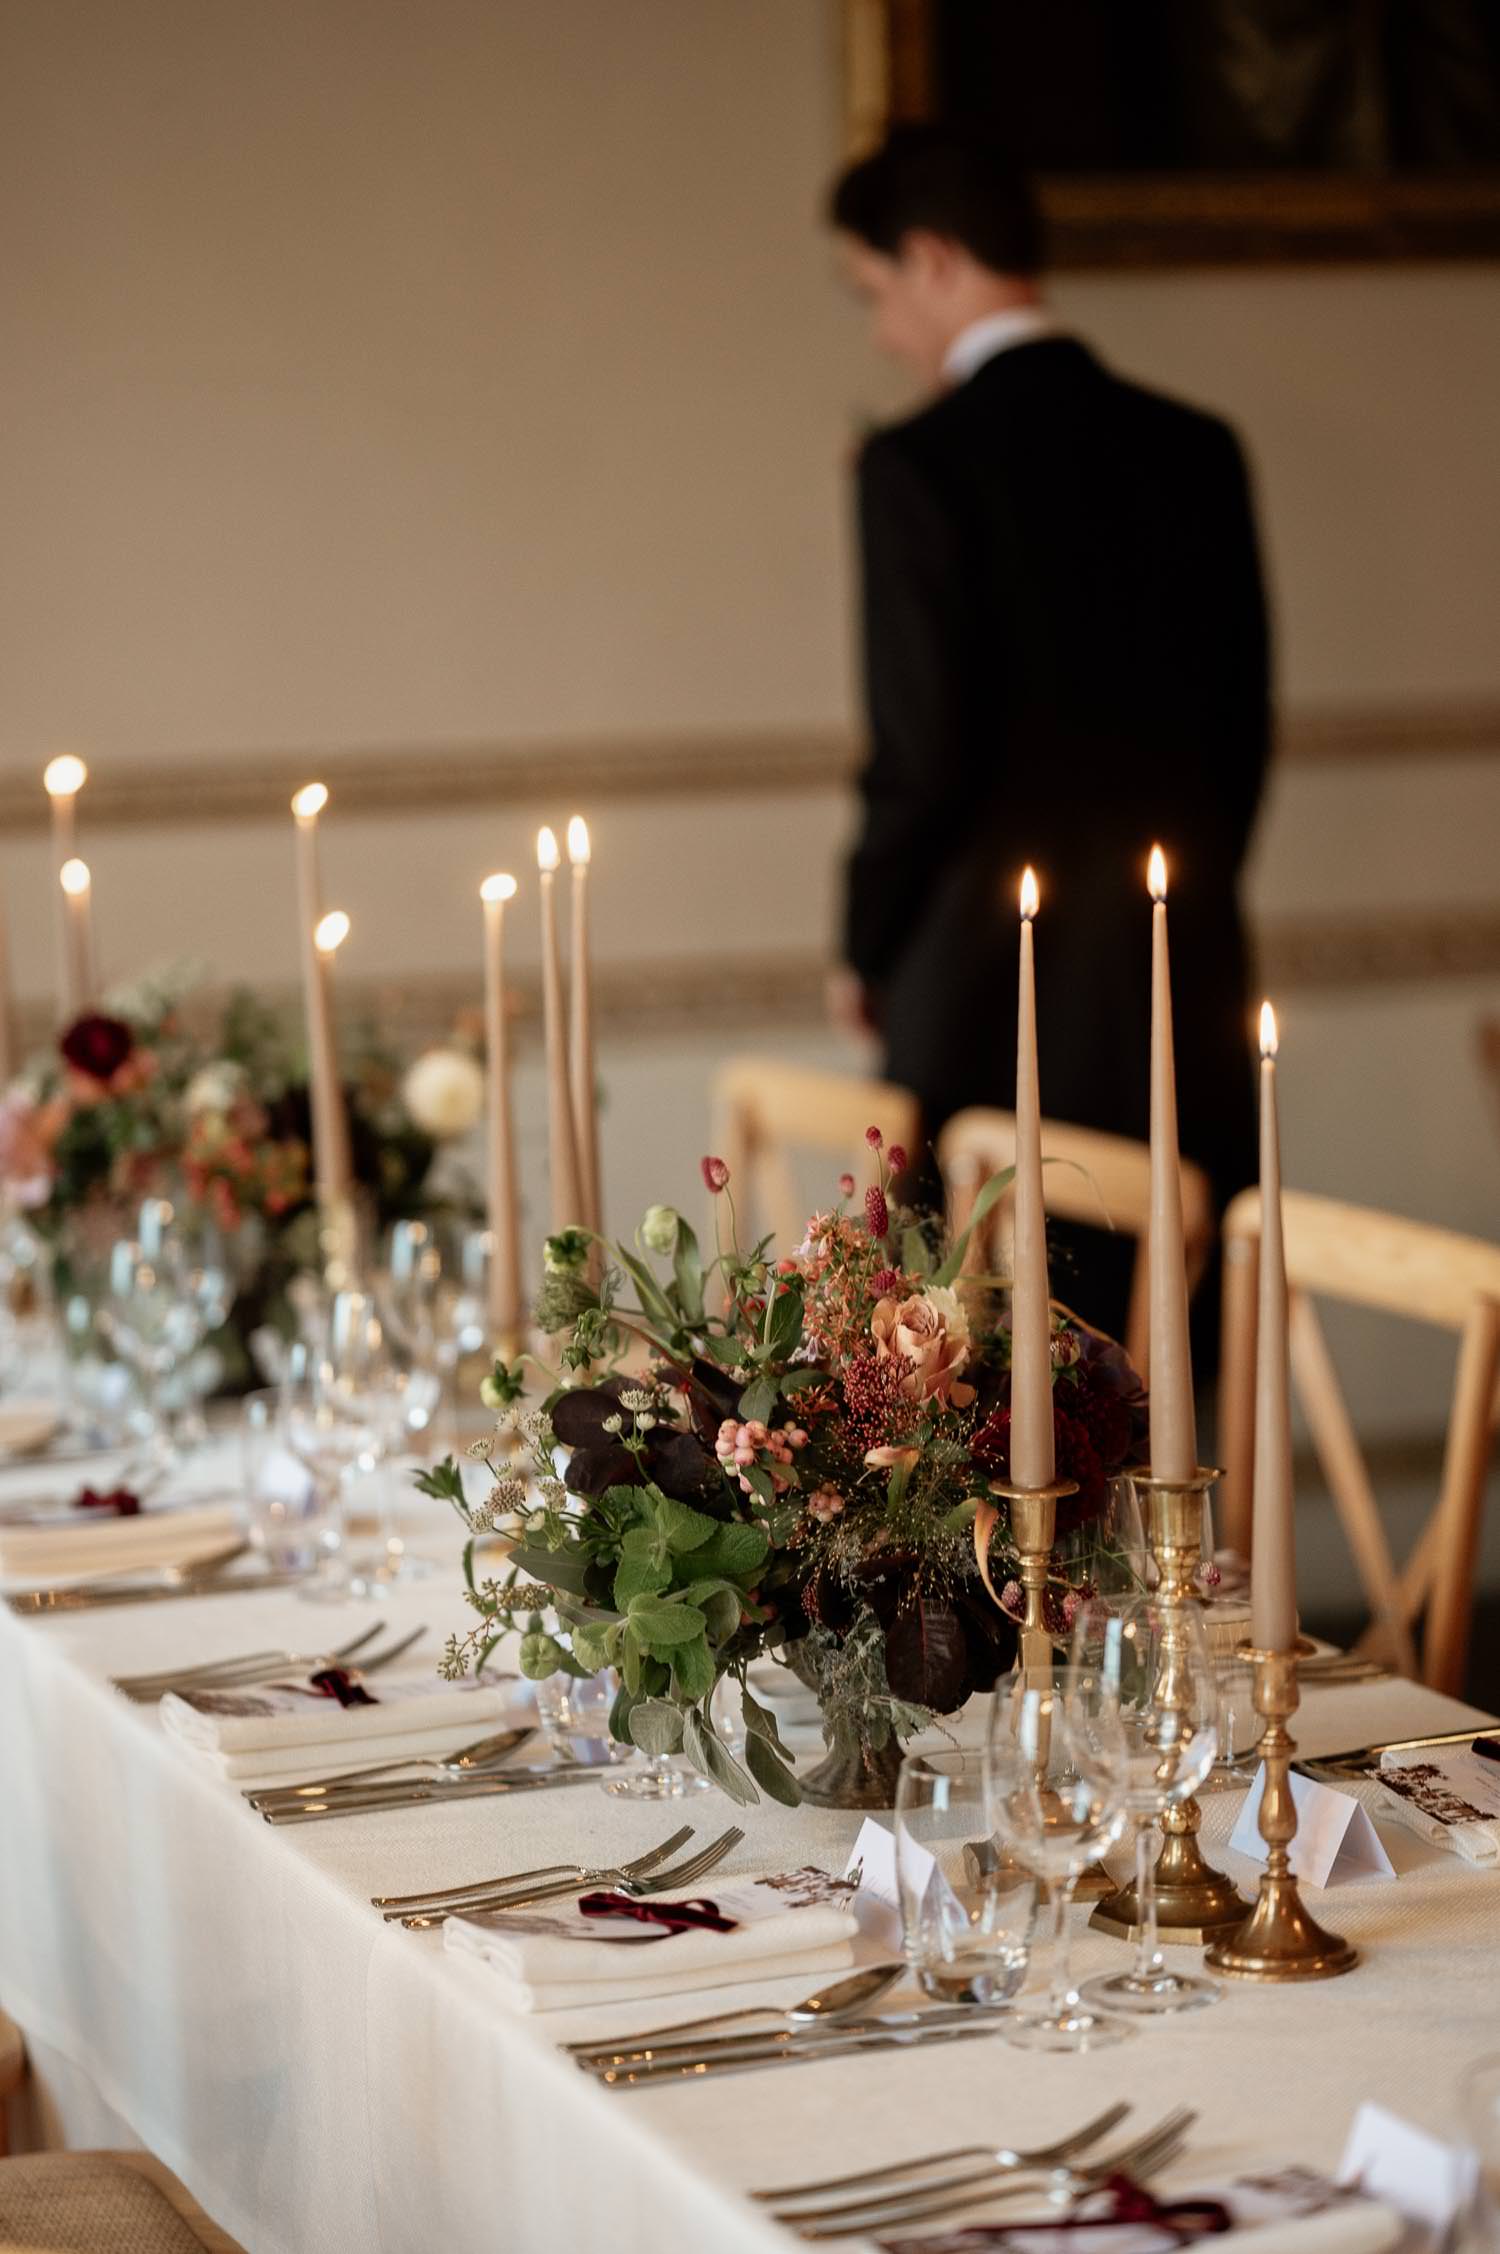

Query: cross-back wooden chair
(1218, 1187), (1500, 1695)
(937, 1108), (1215, 1380)
(709, 1059), (919, 1248)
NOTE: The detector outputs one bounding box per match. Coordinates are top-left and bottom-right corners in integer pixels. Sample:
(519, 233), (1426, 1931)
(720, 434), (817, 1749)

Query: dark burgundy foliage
(551, 1383), (727, 1511)
(59, 1015), (134, 1084)
(74, 1486), (141, 1516)
(803, 1550), (1015, 1712)
(970, 1324), (1149, 1534)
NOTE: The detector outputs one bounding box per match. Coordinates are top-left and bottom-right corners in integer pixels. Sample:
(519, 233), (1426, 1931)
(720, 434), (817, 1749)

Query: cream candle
(1147, 846), (1198, 1482)
(1250, 1002), (1297, 1652)
(1010, 867), (1054, 1491)
(58, 858), (96, 1017)
(480, 873), (522, 1340)
(308, 908), (353, 1211)
(536, 827), (583, 1233)
(566, 815), (601, 1237)
(44, 756), (88, 1025)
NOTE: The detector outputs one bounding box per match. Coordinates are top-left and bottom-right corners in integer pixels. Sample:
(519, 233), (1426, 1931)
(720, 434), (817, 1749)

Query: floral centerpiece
(0, 969), (485, 1375)
(426, 1133), (1149, 1808)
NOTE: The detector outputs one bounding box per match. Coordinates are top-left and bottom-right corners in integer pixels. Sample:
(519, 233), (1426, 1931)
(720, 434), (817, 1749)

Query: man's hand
(826, 964), (881, 1039)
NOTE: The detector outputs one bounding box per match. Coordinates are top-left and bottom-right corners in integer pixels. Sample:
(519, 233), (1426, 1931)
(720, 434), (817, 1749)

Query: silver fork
(246, 1726), (535, 1807)
(398, 1824), (744, 1929)
(115, 1624), (426, 1704)
(754, 2102), (1131, 2206)
(111, 1621), (385, 1698)
(384, 1825), (696, 1924)
(782, 2109), (1196, 2241)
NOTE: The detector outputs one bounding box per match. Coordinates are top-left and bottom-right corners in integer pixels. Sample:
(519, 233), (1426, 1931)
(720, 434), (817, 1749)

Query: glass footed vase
(786, 1641), (906, 1809)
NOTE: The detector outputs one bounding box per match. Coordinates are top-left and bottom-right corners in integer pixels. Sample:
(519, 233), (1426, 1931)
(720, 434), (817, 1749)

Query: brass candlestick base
(1204, 1647), (1359, 1982)
(988, 1477), (1110, 1898)
(318, 1192), (362, 1293)
(1092, 1467), (1251, 1944)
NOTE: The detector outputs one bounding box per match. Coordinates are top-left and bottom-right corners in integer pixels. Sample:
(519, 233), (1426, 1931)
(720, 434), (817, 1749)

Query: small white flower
(185, 1059), (249, 1115)
(402, 1047), (485, 1139)
(464, 1438), (493, 1460)
(602, 1413), (623, 1436)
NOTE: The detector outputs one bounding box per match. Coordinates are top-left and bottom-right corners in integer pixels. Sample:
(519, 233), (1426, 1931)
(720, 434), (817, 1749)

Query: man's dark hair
(829, 124), (1042, 276)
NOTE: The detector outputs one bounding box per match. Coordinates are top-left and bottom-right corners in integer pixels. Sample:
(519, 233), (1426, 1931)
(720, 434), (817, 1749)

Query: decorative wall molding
(22, 906), (1495, 1055)
(3, 698), (1497, 833)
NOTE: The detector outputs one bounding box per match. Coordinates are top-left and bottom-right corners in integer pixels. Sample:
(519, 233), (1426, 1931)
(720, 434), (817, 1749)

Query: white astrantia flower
(401, 1047), (485, 1140)
(185, 1059), (249, 1115)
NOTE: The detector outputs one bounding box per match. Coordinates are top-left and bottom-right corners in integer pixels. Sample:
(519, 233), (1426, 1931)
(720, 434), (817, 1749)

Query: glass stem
(1048, 1873), (1082, 2023)
(1133, 1818), (1164, 1985)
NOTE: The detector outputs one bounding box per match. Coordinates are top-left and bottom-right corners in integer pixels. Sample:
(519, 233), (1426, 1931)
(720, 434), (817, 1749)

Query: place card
(1338, 2104), (1481, 2236)
(843, 1818), (914, 1950)
(1230, 1767), (1395, 1888)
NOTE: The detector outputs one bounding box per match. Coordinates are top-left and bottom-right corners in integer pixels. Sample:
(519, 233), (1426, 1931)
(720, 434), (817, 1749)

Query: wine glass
(281, 1295), (391, 1599)
(983, 1671), (1130, 2051)
(102, 1221), (211, 1470)
(603, 1742), (712, 1801)
(1071, 1591), (1223, 2014)
(896, 1748), (1036, 2006)
(240, 1389), (331, 1574)
(1053, 1473), (1151, 1608)
(378, 1218), (492, 1451)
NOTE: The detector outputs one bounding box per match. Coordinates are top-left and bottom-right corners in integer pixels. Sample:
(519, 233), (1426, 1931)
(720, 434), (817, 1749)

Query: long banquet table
(1, 1481), (1497, 2254)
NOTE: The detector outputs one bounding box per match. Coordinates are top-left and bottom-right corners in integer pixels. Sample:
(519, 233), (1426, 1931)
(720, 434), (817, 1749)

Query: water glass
(1211, 1653), (1268, 1787)
(240, 1390), (328, 1573)
(895, 1749), (1035, 2006)
(535, 1667), (627, 1764)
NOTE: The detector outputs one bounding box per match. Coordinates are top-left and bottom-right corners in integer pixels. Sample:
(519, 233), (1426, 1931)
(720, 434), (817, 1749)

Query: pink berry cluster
(806, 1485), (846, 1523)
(714, 1417), (810, 1494)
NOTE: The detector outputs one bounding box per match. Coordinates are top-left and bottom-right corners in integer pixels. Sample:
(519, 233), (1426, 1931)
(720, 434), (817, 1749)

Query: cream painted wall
(2, 0), (1499, 1473)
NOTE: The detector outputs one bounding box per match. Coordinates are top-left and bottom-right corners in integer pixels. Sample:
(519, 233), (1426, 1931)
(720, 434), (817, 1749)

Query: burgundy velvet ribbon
(307, 1666), (378, 1707)
(577, 1892), (738, 1934)
(74, 1487), (142, 1516)
(878, 2176), (1233, 2253)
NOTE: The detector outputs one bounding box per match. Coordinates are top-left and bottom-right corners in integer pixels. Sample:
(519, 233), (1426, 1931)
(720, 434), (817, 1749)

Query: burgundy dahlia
(60, 1014), (135, 1084)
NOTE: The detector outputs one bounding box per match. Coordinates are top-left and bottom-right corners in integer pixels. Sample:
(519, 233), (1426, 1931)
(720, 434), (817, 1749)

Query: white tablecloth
(1, 1440), (1497, 2254)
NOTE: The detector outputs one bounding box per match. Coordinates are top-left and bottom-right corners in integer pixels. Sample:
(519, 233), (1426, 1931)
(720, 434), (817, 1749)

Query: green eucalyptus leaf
(742, 1689), (789, 1755)
(619, 1625), (644, 1696)
(669, 1635), (716, 1704)
(682, 1706), (758, 1806)
(506, 1543), (591, 1597)
(737, 1373), (778, 1424)
(612, 1246), (680, 1330)
(765, 1280), (804, 1361)
(672, 1219), (705, 1325)
(568, 1619), (618, 1673)
(745, 1727), (802, 1806)
(629, 1697), (686, 1757)
(518, 1630), (568, 1679)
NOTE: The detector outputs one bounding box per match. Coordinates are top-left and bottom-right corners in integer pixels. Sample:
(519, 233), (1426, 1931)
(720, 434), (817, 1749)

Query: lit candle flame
(536, 826), (560, 873)
(480, 872), (518, 904)
(1019, 866), (1039, 921)
(44, 755), (88, 799)
(314, 909), (350, 956)
(59, 857), (91, 897)
(291, 782), (329, 821)
(1259, 1000), (1278, 1058)
(1148, 843), (1168, 902)
(566, 814), (591, 866)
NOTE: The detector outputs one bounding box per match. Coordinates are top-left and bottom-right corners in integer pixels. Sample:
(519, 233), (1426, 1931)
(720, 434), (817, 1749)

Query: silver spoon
(246, 1726), (535, 1806)
(564, 1962), (906, 2058)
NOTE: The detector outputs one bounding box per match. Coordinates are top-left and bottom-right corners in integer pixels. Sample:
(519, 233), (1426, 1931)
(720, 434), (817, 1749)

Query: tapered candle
(480, 873), (522, 1338)
(1011, 867), (1054, 1490)
(58, 858), (96, 1017)
(1250, 1002), (1297, 1652)
(44, 756), (88, 1025)
(567, 815), (601, 1236)
(1147, 846), (1197, 1481)
(536, 827), (583, 1232)
(308, 908), (353, 1210)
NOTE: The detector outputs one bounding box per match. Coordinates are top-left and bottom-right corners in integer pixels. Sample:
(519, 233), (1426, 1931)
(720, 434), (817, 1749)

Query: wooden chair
(936, 1108), (1215, 1379)
(1217, 1188), (1500, 1694)
(709, 1059), (919, 1247)
(0, 2009), (246, 2250)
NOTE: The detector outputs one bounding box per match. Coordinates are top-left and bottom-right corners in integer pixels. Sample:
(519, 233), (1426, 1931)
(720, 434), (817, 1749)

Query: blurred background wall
(1, 0), (1498, 1558)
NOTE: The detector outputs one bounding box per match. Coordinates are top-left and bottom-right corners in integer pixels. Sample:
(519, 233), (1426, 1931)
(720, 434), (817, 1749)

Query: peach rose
(870, 1285), (976, 1409)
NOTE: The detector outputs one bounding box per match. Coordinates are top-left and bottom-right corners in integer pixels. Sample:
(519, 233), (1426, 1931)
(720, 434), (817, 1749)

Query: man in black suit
(828, 127), (1271, 1344)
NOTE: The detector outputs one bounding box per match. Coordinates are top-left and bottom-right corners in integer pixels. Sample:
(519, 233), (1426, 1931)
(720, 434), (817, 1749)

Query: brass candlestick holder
(1204, 1645), (1359, 1981)
(1092, 1468), (1250, 1944)
(991, 1476), (1111, 1901)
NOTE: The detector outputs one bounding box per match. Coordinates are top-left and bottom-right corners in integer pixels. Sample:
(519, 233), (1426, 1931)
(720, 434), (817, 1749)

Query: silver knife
(575, 2003), (1013, 2070)
(7, 1570), (306, 1615)
(260, 1764), (606, 1824)
(1296, 1724), (1496, 1774)
(589, 2015), (1003, 2088)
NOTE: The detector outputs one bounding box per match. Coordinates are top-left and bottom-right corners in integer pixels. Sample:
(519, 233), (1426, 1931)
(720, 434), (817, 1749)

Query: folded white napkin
(446, 1870), (859, 2013)
(0, 1496), (240, 1587)
(1376, 1744), (1500, 1866)
(161, 1674), (532, 1781)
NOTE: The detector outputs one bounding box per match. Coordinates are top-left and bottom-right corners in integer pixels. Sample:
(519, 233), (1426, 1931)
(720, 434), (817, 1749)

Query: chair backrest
(936, 1107), (1215, 1378)
(709, 1059), (920, 1249)
(1218, 1185), (1500, 1694)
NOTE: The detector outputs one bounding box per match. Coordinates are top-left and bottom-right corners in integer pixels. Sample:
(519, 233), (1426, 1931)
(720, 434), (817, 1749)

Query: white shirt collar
(943, 306), (1059, 387)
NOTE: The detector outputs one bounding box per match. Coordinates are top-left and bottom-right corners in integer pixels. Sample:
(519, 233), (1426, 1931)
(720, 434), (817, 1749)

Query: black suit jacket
(847, 337), (1271, 1232)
